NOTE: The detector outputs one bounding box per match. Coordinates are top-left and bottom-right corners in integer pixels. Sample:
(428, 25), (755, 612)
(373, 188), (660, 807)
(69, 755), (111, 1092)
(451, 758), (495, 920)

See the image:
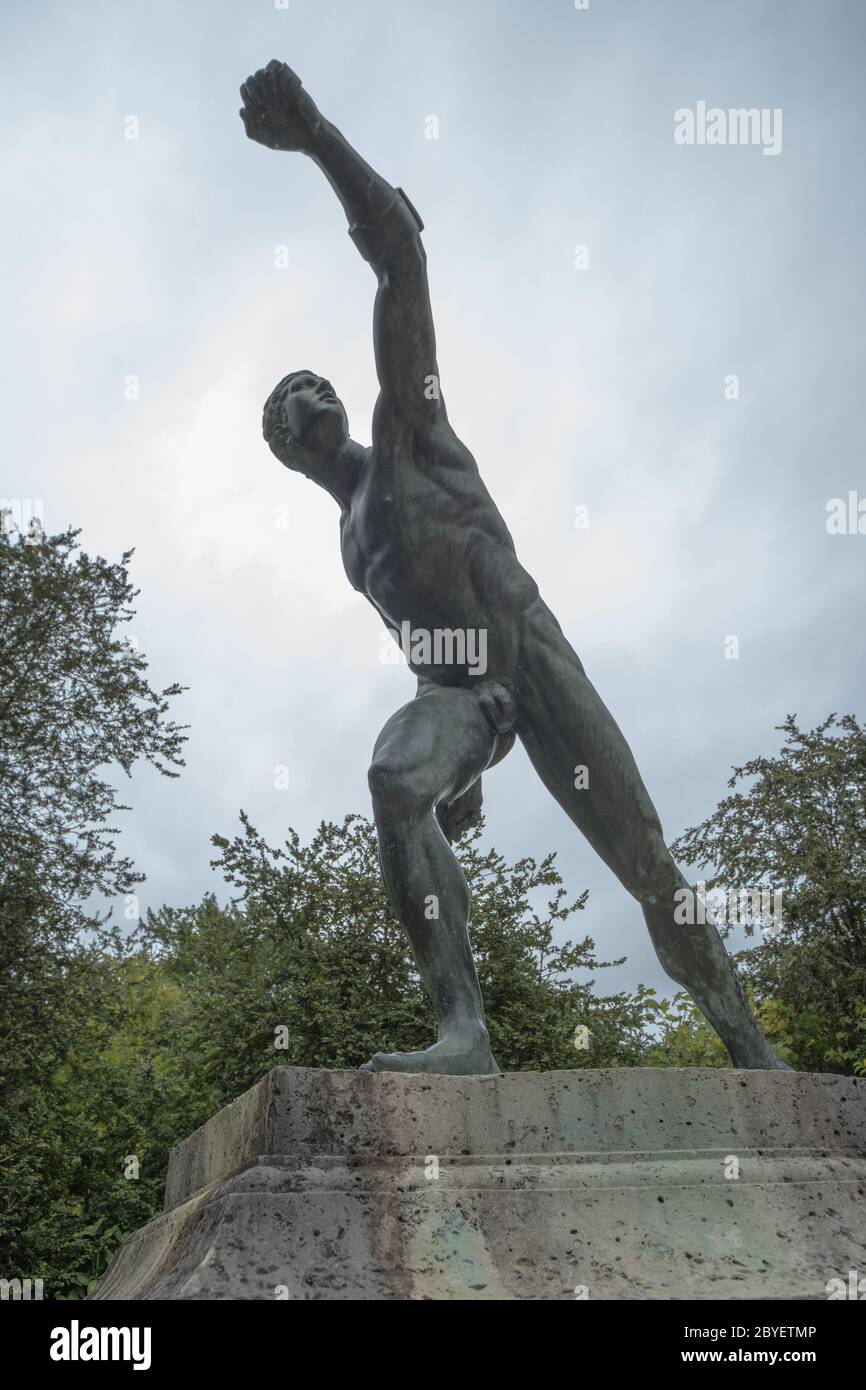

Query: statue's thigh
(370, 685), (495, 803)
(516, 607), (666, 876)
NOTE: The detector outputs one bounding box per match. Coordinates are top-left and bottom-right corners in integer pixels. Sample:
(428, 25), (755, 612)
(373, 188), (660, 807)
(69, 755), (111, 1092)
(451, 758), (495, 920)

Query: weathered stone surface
(91, 1067), (866, 1300)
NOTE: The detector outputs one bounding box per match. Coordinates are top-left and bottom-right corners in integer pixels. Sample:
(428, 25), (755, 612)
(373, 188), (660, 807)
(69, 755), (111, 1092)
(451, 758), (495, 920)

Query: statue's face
(283, 371), (348, 462)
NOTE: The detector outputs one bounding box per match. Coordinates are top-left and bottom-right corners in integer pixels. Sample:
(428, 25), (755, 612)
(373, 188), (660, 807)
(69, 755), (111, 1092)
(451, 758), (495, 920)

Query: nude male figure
(240, 60), (787, 1075)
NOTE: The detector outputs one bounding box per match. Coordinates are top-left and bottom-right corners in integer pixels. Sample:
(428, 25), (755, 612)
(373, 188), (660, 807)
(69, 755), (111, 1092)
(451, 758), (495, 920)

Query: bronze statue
(240, 60), (788, 1075)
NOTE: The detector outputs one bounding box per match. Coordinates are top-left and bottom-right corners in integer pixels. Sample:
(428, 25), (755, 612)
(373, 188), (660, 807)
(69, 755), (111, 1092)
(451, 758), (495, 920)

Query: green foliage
(642, 992), (732, 1069)
(0, 525), (187, 1296)
(141, 812), (660, 1113)
(671, 714), (866, 1074)
(1, 949), (193, 1298)
(0, 525), (186, 927)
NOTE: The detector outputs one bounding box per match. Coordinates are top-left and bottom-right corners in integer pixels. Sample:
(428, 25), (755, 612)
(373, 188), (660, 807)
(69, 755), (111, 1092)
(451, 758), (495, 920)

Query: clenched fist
(239, 59), (321, 152)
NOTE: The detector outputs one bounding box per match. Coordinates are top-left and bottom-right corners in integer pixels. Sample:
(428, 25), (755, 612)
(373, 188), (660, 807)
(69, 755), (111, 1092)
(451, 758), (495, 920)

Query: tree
(670, 714), (866, 1074)
(141, 812), (659, 1110)
(0, 946), (193, 1298)
(0, 524), (187, 1293)
(0, 524), (186, 929)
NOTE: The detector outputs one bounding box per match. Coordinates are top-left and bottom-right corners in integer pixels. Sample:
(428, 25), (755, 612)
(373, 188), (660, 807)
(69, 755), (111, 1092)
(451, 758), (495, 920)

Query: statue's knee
(367, 757), (393, 806)
(367, 756), (432, 816)
(624, 832), (678, 907)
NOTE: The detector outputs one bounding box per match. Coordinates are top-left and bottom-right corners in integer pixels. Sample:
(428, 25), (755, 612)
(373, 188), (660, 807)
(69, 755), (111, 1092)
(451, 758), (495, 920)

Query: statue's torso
(340, 407), (538, 685)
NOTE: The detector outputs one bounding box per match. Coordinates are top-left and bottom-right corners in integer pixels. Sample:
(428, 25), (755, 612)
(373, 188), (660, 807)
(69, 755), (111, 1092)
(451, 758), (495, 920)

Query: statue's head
(263, 370), (350, 482)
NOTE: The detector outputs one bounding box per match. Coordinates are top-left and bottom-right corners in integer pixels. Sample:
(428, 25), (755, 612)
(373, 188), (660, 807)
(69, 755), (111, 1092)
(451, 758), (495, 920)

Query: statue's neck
(311, 439), (366, 511)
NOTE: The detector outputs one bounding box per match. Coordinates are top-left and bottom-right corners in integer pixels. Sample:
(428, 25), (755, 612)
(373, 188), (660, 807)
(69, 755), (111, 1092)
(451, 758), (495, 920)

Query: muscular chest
(341, 446), (467, 600)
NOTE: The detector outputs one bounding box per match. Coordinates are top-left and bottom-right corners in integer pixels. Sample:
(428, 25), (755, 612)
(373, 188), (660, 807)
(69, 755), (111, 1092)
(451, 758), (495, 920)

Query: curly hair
(262, 371), (311, 470)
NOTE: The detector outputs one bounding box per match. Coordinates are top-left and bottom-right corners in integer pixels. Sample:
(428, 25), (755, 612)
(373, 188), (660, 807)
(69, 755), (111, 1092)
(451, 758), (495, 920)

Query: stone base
(91, 1067), (866, 1300)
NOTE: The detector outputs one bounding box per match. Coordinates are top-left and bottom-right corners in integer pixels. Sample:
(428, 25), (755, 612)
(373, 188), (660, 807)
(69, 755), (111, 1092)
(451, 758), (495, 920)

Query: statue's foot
(359, 1024), (500, 1076)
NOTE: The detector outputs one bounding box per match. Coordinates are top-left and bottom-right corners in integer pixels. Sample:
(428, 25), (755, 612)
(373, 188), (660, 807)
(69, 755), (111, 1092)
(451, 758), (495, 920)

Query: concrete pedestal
(91, 1067), (866, 1300)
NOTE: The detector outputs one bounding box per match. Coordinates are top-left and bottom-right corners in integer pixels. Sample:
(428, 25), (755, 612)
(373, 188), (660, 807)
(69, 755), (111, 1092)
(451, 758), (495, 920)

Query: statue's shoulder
(370, 392), (482, 484)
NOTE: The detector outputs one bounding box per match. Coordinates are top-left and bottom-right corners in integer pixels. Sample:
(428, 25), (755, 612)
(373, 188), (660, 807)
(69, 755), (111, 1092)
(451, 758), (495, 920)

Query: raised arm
(240, 61), (440, 426)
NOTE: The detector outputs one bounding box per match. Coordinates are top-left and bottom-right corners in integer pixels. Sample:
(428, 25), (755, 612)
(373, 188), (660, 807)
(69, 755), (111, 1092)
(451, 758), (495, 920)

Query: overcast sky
(4, 0), (865, 999)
